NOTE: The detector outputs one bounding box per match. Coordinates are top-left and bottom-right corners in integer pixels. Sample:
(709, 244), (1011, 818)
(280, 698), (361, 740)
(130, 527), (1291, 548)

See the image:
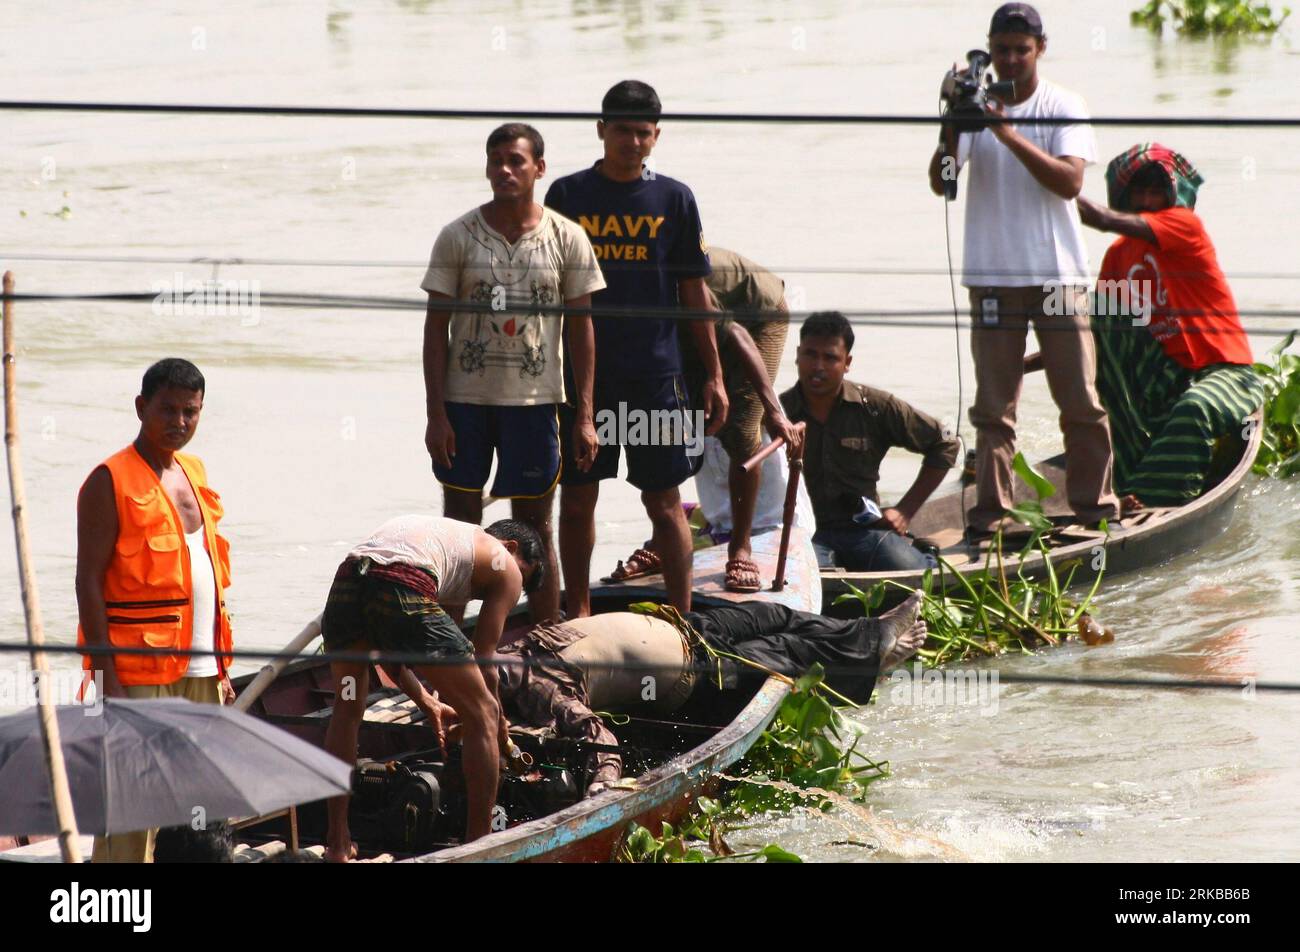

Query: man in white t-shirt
(928, 3), (1119, 536)
(423, 123), (606, 622)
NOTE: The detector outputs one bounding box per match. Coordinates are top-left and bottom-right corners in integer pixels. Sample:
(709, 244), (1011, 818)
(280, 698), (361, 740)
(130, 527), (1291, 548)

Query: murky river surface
(2, 0), (1298, 860)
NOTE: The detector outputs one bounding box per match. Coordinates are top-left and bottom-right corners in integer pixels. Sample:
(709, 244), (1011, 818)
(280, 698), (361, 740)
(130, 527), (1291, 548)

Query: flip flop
(601, 547), (662, 584)
(724, 558), (762, 593)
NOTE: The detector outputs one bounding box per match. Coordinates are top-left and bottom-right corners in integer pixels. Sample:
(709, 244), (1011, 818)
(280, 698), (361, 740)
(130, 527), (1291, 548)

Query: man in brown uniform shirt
(780, 312), (959, 571)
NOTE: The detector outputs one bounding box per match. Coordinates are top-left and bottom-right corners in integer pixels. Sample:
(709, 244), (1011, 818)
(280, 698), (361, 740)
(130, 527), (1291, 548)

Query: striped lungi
(1093, 315), (1264, 505)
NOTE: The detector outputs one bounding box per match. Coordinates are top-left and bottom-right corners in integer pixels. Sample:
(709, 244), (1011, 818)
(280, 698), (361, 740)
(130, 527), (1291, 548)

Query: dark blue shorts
(434, 402), (561, 499)
(560, 374), (703, 493)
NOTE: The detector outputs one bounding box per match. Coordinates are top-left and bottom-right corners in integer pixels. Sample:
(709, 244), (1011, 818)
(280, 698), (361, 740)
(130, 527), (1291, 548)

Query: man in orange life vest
(76, 358), (235, 863)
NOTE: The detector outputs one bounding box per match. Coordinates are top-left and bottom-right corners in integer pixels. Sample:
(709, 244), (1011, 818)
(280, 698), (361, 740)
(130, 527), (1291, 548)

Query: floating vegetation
(1252, 330), (1300, 478)
(1131, 0), (1291, 35)
(617, 665), (887, 863)
(617, 797), (801, 864)
(835, 535), (1107, 667)
(728, 665), (890, 813)
(836, 453), (1108, 666)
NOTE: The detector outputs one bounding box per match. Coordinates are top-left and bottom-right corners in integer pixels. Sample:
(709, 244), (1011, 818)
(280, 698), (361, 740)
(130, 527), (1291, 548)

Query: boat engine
(349, 746), (583, 853)
(351, 757), (464, 853)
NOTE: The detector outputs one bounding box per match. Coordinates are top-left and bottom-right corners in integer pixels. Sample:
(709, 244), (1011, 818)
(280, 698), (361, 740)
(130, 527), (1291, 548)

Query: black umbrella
(0, 698), (351, 836)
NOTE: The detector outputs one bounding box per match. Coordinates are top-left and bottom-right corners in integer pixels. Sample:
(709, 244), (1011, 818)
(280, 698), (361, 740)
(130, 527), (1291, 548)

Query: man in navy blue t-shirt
(545, 79), (727, 616)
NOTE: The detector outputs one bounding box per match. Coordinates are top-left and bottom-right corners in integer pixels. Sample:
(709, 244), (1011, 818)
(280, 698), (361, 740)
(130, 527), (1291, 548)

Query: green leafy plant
(728, 664), (890, 815)
(834, 451), (1107, 666)
(1252, 330), (1300, 478)
(616, 797), (802, 863)
(615, 665), (888, 863)
(1132, 0), (1290, 35)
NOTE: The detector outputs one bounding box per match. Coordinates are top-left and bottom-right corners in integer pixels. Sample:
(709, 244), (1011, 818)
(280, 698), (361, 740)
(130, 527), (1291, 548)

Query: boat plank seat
(300, 689), (417, 720)
(364, 694), (423, 724)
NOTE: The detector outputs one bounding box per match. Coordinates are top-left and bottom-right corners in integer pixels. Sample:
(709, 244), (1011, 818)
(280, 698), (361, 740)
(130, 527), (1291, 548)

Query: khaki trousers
(91, 675), (222, 863)
(967, 286), (1119, 531)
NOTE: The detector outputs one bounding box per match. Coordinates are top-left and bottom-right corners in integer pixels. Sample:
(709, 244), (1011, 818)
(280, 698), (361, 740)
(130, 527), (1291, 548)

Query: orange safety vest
(77, 444), (234, 685)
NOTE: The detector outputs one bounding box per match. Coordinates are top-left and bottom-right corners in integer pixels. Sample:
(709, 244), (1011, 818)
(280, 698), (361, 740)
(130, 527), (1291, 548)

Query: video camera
(940, 49), (1016, 133)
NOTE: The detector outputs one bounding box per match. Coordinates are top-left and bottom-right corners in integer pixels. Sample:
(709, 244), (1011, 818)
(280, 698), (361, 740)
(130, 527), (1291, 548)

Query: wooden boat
(820, 414), (1263, 613)
(236, 525), (820, 863)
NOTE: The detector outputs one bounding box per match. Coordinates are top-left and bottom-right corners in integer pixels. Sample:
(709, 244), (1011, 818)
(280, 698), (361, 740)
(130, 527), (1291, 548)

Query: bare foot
(877, 590), (926, 670)
(324, 841), (357, 864)
(880, 620), (928, 671)
(1120, 494), (1144, 516)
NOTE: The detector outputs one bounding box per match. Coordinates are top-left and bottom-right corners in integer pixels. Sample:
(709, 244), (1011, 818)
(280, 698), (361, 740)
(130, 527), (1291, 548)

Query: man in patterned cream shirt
(423, 123), (605, 622)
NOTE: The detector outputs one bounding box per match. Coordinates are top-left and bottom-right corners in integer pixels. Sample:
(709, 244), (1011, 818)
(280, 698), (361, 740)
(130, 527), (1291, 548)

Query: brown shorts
(690, 316), (788, 461)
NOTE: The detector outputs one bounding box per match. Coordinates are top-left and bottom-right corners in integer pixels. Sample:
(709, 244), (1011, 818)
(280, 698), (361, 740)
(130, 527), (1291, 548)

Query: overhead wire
(2, 289), (1298, 336)
(2, 640), (1297, 696)
(5, 251), (1300, 282)
(3, 99), (1300, 127)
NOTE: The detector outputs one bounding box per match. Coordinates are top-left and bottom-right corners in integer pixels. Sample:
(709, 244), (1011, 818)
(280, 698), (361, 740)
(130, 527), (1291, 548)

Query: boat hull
(821, 415), (1261, 612)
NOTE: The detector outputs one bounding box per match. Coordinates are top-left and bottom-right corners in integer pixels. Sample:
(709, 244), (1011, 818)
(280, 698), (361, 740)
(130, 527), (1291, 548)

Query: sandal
(724, 558), (762, 593)
(602, 546), (662, 583)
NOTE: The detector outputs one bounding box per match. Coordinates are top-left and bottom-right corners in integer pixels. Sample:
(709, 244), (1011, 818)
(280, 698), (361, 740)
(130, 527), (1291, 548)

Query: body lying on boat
(234, 616), (788, 862)
(235, 525), (828, 863)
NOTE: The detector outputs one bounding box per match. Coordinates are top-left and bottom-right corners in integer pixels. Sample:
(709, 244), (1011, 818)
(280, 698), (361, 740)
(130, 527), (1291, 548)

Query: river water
(2, 0), (1298, 861)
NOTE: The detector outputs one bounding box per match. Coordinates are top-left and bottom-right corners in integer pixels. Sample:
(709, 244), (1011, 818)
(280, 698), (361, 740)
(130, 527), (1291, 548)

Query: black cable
(3, 289), (1298, 336)
(4, 640), (1298, 695)
(7, 250), (1300, 282)
(2, 99), (1299, 127)
(7, 289), (1300, 320)
(939, 101), (970, 538)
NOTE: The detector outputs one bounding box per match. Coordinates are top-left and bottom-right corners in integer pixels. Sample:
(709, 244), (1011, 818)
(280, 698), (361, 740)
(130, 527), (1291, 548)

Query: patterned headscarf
(1105, 143), (1204, 212)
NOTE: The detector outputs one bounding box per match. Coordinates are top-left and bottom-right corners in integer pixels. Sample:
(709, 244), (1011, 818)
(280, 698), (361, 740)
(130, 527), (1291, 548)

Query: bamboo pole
(771, 439), (805, 593)
(2, 272), (82, 863)
(232, 614), (322, 712)
(740, 436), (785, 474)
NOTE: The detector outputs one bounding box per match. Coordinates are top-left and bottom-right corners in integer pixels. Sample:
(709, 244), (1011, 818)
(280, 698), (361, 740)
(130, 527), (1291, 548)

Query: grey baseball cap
(989, 2), (1044, 36)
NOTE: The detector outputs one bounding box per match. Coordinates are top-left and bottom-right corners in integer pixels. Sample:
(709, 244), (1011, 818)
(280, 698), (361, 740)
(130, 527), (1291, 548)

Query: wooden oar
(3, 272), (82, 863)
(232, 614), (322, 712)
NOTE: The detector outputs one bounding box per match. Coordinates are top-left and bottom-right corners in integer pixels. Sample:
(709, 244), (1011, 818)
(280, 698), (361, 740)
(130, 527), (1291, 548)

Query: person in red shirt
(1077, 143), (1264, 510)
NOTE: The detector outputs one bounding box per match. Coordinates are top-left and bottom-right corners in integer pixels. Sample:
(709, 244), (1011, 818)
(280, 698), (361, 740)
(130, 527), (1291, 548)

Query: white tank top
(185, 526), (219, 678)
(347, 515), (478, 604)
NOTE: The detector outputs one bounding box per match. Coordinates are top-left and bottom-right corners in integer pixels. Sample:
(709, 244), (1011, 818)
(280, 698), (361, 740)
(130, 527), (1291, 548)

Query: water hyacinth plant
(728, 664), (890, 814)
(1252, 330), (1300, 478)
(835, 453), (1109, 666)
(1132, 0), (1291, 35)
(835, 537), (1107, 667)
(616, 665), (887, 863)
(617, 798), (802, 864)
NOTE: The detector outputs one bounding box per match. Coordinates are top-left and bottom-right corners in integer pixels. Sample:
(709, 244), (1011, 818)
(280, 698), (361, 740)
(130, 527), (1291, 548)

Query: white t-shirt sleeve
(561, 222), (606, 300)
(419, 224), (461, 296)
(1049, 89), (1096, 165)
(955, 130), (976, 169)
